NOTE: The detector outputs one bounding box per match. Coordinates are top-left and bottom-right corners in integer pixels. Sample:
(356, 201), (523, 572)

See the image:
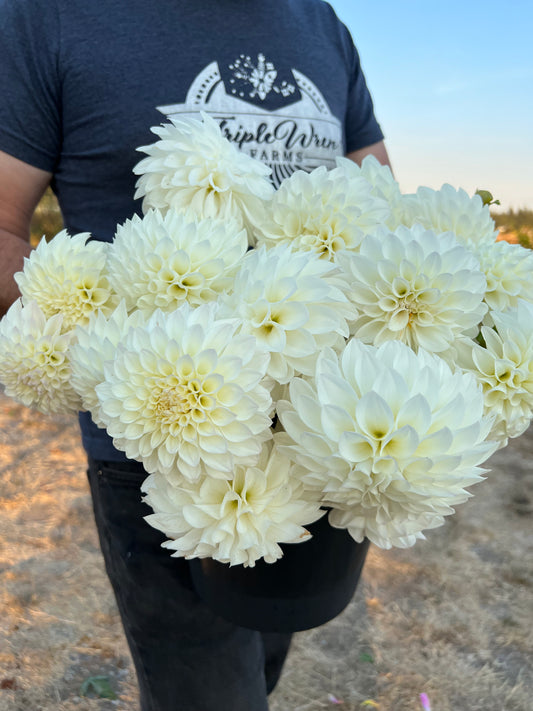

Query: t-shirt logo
(224, 53), (297, 105)
(157, 54), (343, 186)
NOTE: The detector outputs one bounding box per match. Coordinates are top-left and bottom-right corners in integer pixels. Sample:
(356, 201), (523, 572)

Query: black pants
(87, 458), (292, 711)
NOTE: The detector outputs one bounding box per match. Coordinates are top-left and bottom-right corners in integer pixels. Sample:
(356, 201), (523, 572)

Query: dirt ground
(0, 391), (532, 711)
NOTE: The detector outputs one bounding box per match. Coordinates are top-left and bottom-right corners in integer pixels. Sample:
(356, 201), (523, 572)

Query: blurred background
(330, 0), (533, 212)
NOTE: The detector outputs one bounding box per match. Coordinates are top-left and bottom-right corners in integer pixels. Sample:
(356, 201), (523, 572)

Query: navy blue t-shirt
(0, 0), (384, 460)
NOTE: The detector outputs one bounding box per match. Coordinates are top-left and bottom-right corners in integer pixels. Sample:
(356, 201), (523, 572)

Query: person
(0, 1), (390, 709)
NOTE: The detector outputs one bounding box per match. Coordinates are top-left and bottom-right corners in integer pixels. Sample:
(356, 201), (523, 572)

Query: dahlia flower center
(382, 294), (420, 331)
(495, 361), (516, 384)
(159, 268), (205, 297)
(50, 279), (109, 325)
(380, 278), (438, 331)
(220, 471), (268, 518)
(251, 303), (283, 336)
(222, 480), (251, 516)
(153, 376), (216, 426)
(486, 360), (527, 391)
(208, 171), (230, 193)
(301, 222), (344, 259)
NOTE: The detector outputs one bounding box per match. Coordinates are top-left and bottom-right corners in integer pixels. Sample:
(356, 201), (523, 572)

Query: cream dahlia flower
(106, 210), (248, 316)
(142, 442), (324, 567)
(69, 301), (146, 421)
(0, 299), (81, 415)
(403, 184), (498, 246)
(276, 339), (496, 549)
(455, 301), (533, 446)
(133, 113), (273, 240)
(219, 244), (352, 383)
(14, 230), (117, 332)
(467, 239), (533, 314)
(95, 302), (272, 481)
(337, 225), (487, 353)
(256, 165), (390, 260)
(334, 155), (408, 229)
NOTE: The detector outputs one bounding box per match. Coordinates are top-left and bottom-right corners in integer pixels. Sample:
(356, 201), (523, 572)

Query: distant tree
(492, 208), (533, 232)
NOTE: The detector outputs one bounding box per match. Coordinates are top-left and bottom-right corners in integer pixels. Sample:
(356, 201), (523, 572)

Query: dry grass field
(0, 391), (532, 711)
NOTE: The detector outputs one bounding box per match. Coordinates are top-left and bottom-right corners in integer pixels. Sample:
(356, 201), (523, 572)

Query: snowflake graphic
(228, 54), (295, 101)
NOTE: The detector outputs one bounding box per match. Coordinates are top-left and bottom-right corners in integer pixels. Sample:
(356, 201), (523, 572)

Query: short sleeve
(343, 33), (384, 152)
(0, 0), (62, 171)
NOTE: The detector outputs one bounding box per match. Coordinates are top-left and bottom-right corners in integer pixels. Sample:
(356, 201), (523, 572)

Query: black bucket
(189, 512), (370, 632)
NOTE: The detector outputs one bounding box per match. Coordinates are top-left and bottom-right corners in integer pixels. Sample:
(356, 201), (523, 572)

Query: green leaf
(359, 652), (375, 664)
(80, 675), (117, 700)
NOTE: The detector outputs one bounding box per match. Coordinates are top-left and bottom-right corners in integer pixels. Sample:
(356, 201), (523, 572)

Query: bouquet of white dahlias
(2, 112), (532, 565)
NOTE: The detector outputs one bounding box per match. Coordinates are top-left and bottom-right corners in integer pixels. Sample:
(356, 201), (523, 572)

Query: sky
(329, 0), (533, 211)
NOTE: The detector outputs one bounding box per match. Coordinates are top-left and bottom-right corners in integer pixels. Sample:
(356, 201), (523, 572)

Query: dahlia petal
(338, 431), (374, 462)
(355, 392), (395, 440)
(321, 404), (355, 441)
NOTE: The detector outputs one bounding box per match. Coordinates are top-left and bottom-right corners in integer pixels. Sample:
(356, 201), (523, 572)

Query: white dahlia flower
(468, 239), (533, 314)
(337, 225), (487, 353)
(219, 244), (352, 383)
(256, 165), (390, 260)
(95, 302), (272, 481)
(142, 442), (324, 567)
(403, 184), (498, 246)
(455, 301), (533, 446)
(0, 300), (81, 415)
(334, 155), (407, 229)
(276, 339), (497, 549)
(133, 113), (273, 240)
(69, 301), (146, 421)
(106, 210), (248, 316)
(14, 230), (117, 332)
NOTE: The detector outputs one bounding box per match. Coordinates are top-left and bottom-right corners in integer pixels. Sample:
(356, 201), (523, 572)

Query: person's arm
(0, 151), (52, 316)
(346, 139), (391, 169)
